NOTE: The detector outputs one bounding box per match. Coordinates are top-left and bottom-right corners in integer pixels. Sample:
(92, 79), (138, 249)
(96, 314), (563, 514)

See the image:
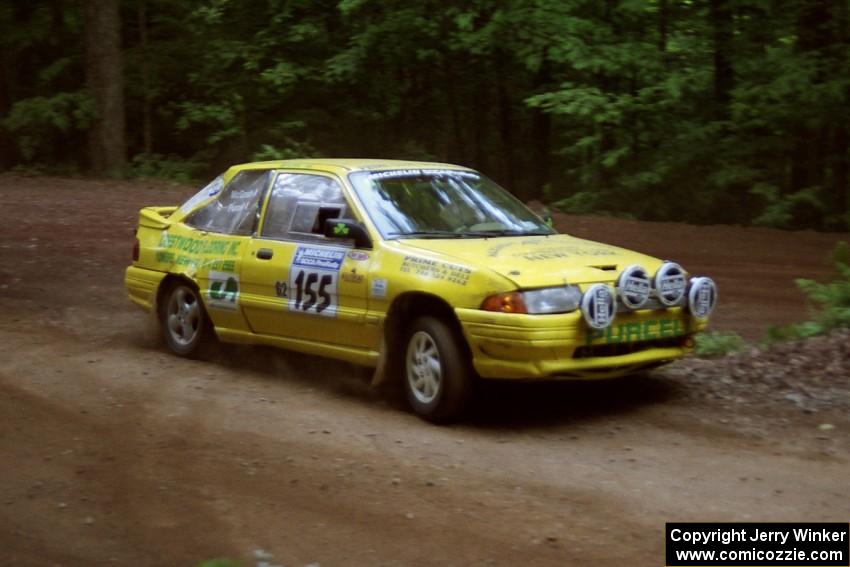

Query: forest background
(2, 0), (848, 230)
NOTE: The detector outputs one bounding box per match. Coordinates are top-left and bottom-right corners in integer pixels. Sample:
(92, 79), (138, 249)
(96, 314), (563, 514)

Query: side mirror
(541, 207), (554, 229)
(323, 218), (373, 249)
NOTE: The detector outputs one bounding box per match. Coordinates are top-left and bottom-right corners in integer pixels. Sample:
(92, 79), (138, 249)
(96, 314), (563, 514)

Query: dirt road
(1, 174), (848, 566)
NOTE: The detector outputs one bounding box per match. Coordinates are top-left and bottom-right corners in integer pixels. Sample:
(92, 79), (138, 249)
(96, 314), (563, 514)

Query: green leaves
(4, 91), (95, 161)
(751, 184), (825, 229)
(767, 242), (850, 340)
(0, 0), (846, 230)
(695, 332), (746, 357)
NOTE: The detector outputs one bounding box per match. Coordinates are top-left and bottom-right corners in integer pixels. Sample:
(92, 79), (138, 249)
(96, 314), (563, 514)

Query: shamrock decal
(333, 222), (350, 236)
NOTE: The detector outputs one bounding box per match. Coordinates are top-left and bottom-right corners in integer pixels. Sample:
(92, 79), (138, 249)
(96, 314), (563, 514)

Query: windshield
(348, 169), (554, 239)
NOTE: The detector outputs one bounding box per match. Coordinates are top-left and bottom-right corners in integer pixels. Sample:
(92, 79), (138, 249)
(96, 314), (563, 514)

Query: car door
(239, 170), (378, 349)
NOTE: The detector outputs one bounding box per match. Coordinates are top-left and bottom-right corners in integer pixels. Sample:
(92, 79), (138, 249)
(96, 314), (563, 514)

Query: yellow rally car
(126, 159), (717, 421)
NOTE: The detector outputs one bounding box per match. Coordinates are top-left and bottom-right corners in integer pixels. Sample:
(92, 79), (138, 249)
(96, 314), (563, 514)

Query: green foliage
(249, 121), (318, 162)
(762, 322), (819, 344)
(4, 91), (94, 161)
(750, 183), (824, 229)
(177, 97), (246, 146)
(833, 241), (850, 267)
(551, 191), (635, 219)
(126, 153), (204, 184)
(764, 242), (850, 341)
(0, 0), (847, 232)
(794, 259), (850, 334)
(695, 332), (746, 358)
(193, 560), (242, 567)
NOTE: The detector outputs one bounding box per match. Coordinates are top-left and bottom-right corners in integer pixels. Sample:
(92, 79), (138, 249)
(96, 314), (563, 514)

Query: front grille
(616, 297), (685, 312)
(572, 336), (688, 359)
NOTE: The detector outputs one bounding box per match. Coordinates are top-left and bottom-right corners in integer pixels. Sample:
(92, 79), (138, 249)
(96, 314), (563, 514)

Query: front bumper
(455, 306), (705, 379)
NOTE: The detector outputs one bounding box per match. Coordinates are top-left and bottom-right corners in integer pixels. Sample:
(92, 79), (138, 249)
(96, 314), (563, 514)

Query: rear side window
(175, 175), (224, 218)
(185, 170), (269, 235)
(261, 173), (349, 241)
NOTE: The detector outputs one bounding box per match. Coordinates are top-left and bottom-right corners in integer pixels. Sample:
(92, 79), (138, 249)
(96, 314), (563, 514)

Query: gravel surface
(669, 329), (850, 413)
(1, 174), (848, 566)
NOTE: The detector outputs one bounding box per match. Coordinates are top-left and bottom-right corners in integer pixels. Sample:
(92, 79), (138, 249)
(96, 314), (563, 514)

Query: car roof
(225, 158), (475, 177)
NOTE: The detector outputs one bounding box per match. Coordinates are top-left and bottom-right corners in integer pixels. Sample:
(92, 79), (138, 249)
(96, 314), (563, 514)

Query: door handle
(257, 248), (273, 260)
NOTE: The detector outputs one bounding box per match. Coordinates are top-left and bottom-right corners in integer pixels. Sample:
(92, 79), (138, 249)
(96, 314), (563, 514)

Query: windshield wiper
(388, 230), (469, 239)
(388, 229), (553, 239)
(461, 229), (553, 237)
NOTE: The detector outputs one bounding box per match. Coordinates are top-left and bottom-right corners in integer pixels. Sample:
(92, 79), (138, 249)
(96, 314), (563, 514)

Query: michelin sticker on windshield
(369, 169), (480, 180)
(288, 246), (346, 317)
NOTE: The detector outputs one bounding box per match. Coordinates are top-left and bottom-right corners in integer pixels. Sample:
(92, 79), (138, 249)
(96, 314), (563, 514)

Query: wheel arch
(155, 273), (202, 316)
(371, 291), (470, 386)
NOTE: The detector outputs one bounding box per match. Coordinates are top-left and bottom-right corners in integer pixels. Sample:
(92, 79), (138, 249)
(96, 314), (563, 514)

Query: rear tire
(160, 281), (212, 358)
(403, 316), (473, 423)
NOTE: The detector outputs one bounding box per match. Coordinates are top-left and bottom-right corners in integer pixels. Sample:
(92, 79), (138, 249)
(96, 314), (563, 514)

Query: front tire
(403, 316), (473, 422)
(160, 281), (211, 357)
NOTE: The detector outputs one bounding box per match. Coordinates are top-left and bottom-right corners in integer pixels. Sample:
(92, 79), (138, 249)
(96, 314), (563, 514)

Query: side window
(185, 170), (269, 235)
(261, 173), (349, 241)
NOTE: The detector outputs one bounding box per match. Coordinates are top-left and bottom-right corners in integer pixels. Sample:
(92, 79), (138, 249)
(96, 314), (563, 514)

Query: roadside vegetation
(765, 242), (850, 341)
(694, 331), (746, 358)
(696, 242), (850, 357)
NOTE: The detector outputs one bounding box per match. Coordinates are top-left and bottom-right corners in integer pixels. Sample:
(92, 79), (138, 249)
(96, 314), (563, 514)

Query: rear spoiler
(139, 206), (179, 230)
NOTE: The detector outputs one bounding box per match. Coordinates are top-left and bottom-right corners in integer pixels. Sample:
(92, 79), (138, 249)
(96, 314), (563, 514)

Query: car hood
(398, 234), (665, 288)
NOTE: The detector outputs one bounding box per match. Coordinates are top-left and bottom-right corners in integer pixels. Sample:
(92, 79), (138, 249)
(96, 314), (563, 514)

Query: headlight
(481, 285), (582, 314)
(617, 264), (651, 309)
(688, 277), (717, 319)
(523, 285), (582, 314)
(654, 261), (687, 306)
(580, 284), (616, 329)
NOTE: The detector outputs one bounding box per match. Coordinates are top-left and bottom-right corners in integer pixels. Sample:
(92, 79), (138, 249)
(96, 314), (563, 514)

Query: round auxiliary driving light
(688, 277), (717, 319)
(617, 264), (651, 310)
(654, 261), (687, 306)
(581, 284), (616, 330)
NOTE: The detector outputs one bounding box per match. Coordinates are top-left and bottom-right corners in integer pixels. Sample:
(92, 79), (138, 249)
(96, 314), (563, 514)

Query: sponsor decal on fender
(342, 269), (364, 283)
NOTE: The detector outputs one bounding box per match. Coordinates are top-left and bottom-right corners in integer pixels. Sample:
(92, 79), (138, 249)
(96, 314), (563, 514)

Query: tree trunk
(443, 61), (465, 165)
(832, 124), (849, 220)
(496, 56), (516, 194)
(85, 0), (126, 173)
(709, 0), (734, 118)
(831, 0), (849, 220)
(472, 65), (487, 173)
(789, 1), (832, 198)
(138, 0), (152, 155)
(529, 63), (552, 201)
(0, 43), (12, 169)
(658, 0), (668, 53)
